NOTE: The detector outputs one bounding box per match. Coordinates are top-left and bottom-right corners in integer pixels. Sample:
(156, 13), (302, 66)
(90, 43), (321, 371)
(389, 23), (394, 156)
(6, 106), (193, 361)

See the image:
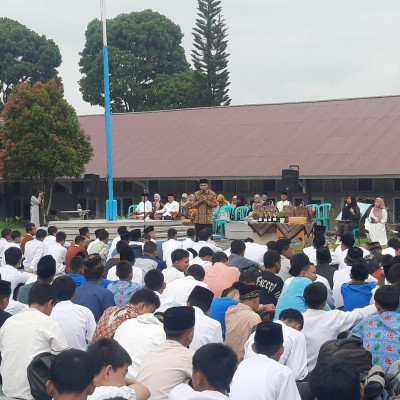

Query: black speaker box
(281, 169), (299, 192)
(83, 174), (99, 193)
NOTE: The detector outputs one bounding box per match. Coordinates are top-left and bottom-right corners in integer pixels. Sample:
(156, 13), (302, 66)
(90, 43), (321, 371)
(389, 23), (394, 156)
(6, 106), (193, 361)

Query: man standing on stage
(191, 179), (218, 235)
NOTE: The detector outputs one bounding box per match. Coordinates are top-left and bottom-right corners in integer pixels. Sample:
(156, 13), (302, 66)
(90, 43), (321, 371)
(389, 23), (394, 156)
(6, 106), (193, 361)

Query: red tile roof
(79, 95), (400, 179)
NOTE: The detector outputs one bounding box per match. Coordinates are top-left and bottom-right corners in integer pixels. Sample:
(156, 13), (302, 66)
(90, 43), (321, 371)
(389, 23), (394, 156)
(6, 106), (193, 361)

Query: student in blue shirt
(72, 254), (115, 322)
(209, 282), (242, 339)
(66, 256), (86, 288)
(341, 261), (376, 311)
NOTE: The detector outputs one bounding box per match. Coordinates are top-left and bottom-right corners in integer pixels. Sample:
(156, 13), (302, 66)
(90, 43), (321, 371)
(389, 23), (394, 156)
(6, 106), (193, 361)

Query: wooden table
(60, 210), (90, 220)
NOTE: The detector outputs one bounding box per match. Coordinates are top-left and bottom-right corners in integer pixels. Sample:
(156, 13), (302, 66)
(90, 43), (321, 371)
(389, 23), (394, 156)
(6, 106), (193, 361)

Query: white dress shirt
(163, 276), (209, 304)
(107, 265), (143, 284)
(50, 300), (96, 350)
(1, 242), (20, 267)
(23, 239), (45, 272)
(182, 238), (195, 251)
(87, 238), (100, 253)
(114, 313), (166, 379)
(0, 264), (32, 295)
(157, 200), (180, 217)
(189, 306), (223, 351)
(170, 384), (228, 400)
(244, 320), (308, 381)
(89, 385), (137, 400)
(107, 235), (121, 261)
(332, 266), (378, 308)
(276, 200), (292, 212)
(189, 256), (212, 268)
(4, 299), (29, 315)
(136, 200), (153, 215)
(0, 238), (9, 260)
(155, 291), (183, 313)
(162, 267), (185, 285)
(0, 308), (68, 399)
(162, 239), (183, 262)
(302, 304), (377, 372)
(43, 235), (56, 255)
(229, 354), (301, 400)
(47, 242), (67, 274)
(192, 241), (222, 254)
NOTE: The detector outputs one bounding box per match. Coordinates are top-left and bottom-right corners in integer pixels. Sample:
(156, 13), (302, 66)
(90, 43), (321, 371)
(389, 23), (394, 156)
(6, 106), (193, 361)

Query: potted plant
(252, 211), (260, 221)
(277, 211), (287, 223)
(271, 210), (278, 222)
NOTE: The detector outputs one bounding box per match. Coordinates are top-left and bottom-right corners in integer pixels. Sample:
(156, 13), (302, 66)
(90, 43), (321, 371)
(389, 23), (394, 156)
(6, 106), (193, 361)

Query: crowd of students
(0, 221), (400, 399)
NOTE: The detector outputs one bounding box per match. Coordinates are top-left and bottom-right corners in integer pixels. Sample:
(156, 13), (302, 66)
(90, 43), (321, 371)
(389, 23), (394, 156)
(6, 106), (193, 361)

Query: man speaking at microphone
(191, 179), (218, 236)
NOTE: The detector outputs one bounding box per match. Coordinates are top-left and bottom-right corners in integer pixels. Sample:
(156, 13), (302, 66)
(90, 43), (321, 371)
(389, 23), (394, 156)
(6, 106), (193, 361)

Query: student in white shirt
(24, 228), (47, 272)
(169, 343), (238, 400)
(0, 230), (21, 267)
(0, 228), (11, 262)
(107, 246), (143, 284)
(87, 228), (102, 253)
(302, 282), (377, 372)
(107, 226), (129, 261)
(276, 191), (292, 212)
(192, 229), (222, 254)
(86, 338), (150, 400)
(43, 226), (58, 255)
(47, 231), (68, 274)
(143, 226), (156, 243)
(156, 193), (180, 219)
(189, 247), (213, 268)
(144, 269), (182, 312)
(0, 282), (68, 399)
(229, 322), (301, 400)
(46, 348), (96, 400)
(134, 192), (153, 220)
(182, 228), (196, 251)
(244, 308), (308, 381)
(162, 228), (183, 262)
(187, 286), (223, 351)
(51, 276), (96, 350)
(164, 264), (209, 304)
(162, 249), (189, 284)
(1, 247), (32, 295)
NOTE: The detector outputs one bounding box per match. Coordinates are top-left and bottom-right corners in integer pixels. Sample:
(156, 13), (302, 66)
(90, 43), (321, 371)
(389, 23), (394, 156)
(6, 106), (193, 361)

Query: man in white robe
(229, 322), (301, 400)
(162, 229), (183, 263)
(23, 228), (46, 272)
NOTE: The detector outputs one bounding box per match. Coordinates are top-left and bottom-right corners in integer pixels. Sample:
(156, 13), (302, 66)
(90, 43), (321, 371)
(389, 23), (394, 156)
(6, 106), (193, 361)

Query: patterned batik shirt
(107, 281), (142, 306)
(191, 189), (218, 224)
(351, 311), (400, 371)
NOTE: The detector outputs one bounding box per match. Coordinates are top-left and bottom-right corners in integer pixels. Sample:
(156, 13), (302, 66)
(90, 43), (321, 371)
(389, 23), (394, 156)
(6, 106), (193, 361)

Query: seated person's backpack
(317, 337), (372, 374)
(27, 352), (56, 400)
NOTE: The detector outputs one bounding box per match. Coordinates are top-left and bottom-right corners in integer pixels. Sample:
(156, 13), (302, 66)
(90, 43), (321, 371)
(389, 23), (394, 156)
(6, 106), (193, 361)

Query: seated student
(192, 229), (222, 254)
(144, 269), (182, 312)
(0, 282), (68, 399)
(182, 228), (196, 251)
(105, 236), (130, 272)
(107, 246), (143, 284)
(186, 286), (223, 351)
(47, 231), (68, 274)
(244, 308), (308, 381)
(204, 252), (240, 298)
(351, 285), (400, 371)
(0, 280), (12, 329)
(107, 261), (142, 306)
(65, 235), (88, 273)
(1, 230), (22, 267)
(209, 282), (242, 339)
(17, 255), (56, 304)
(315, 247), (337, 289)
(87, 228), (103, 253)
(107, 226), (129, 261)
(239, 270), (257, 285)
(23, 228), (47, 272)
(275, 253), (326, 319)
(0, 228), (11, 263)
(228, 240), (263, 273)
(225, 285), (262, 362)
(51, 276), (96, 350)
(229, 323), (301, 400)
(189, 246), (214, 268)
(341, 261), (376, 311)
(93, 288), (160, 341)
(309, 359), (364, 400)
(162, 228), (183, 263)
(255, 250), (284, 306)
(86, 338), (150, 400)
(162, 249), (190, 284)
(276, 191), (291, 212)
(136, 307), (195, 400)
(72, 254), (115, 323)
(134, 241), (166, 274)
(169, 343), (238, 400)
(302, 282), (377, 372)
(88, 229), (110, 261)
(382, 237), (400, 257)
(275, 238), (293, 282)
(163, 264), (209, 304)
(46, 348), (96, 400)
(66, 256), (86, 288)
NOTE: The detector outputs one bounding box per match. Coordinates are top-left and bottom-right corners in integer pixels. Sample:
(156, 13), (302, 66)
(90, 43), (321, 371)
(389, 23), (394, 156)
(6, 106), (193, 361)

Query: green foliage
(192, 0), (231, 106)
(79, 9), (191, 112)
(0, 18), (62, 110)
(0, 79), (93, 223)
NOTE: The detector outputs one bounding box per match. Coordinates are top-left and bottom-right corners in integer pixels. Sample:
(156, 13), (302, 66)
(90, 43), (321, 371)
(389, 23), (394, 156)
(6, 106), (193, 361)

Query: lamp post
(100, 0), (117, 220)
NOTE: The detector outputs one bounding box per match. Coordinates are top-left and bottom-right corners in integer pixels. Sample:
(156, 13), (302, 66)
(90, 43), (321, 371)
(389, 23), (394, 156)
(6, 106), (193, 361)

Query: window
(72, 181), (84, 193)
(122, 181), (132, 192)
(358, 178), (373, 191)
(342, 179), (357, 192)
(395, 179), (400, 191)
(211, 180), (223, 192)
(53, 183), (67, 193)
(311, 180), (324, 192)
(263, 180), (276, 192)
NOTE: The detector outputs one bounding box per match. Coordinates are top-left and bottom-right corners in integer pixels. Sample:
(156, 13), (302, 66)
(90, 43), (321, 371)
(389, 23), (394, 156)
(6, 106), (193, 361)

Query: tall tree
(79, 10), (191, 112)
(0, 18), (62, 112)
(0, 80), (93, 225)
(192, 0), (231, 107)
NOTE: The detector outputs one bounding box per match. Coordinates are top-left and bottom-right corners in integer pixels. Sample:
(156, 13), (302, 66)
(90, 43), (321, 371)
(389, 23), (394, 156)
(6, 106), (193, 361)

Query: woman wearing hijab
(252, 194), (262, 211)
(30, 187), (43, 227)
(213, 194), (229, 219)
(230, 196), (238, 208)
(367, 197), (388, 246)
(336, 195), (360, 244)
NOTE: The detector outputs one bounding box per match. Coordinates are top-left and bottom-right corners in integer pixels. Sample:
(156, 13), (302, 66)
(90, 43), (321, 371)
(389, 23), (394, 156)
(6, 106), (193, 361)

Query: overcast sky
(2, 0), (400, 115)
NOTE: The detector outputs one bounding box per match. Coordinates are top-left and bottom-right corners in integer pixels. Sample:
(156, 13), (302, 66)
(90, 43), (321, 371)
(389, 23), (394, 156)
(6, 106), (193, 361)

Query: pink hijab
(373, 197), (386, 219)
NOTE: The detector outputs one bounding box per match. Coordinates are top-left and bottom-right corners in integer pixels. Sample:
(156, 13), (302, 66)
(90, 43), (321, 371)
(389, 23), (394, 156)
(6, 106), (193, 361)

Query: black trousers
(195, 223), (213, 237)
(337, 221), (359, 237)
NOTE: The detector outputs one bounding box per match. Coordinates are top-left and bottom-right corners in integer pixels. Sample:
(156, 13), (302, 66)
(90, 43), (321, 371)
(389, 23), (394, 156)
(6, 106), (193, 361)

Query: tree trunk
(39, 182), (53, 226)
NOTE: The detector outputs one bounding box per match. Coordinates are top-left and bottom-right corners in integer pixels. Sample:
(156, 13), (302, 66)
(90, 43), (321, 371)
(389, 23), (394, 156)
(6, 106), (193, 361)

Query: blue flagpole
(101, 0), (117, 220)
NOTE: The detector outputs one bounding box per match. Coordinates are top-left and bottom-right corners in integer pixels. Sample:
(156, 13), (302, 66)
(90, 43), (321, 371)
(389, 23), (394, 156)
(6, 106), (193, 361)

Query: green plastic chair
(314, 203), (331, 230)
(352, 212), (363, 244)
(128, 204), (138, 216)
(213, 205), (235, 235)
(234, 206), (251, 221)
(308, 204), (321, 219)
